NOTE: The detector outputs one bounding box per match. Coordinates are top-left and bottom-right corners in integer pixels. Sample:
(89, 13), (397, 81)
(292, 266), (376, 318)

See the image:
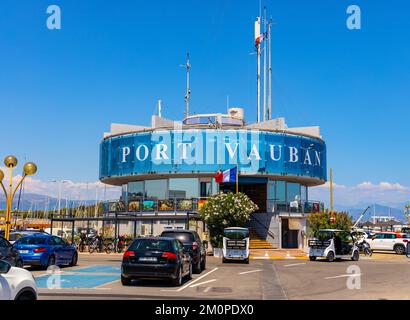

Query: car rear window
(161, 232), (195, 243)
(16, 237), (47, 245)
(129, 239), (172, 251)
(9, 233), (26, 242)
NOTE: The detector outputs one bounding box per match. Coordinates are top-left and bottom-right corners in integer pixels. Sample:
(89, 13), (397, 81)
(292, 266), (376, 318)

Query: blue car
(14, 234), (78, 269)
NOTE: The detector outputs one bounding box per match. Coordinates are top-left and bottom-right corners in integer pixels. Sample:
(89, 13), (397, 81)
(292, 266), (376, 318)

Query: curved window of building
(128, 181), (144, 199)
(301, 185), (308, 203)
(287, 182), (301, 203)
(276, 181), (286, 202)
(145, 179), (168, 200)
(169, 178), (199, 199)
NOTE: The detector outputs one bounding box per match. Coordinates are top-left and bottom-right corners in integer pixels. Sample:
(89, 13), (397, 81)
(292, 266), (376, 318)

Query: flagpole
(236, 164), (239, 194)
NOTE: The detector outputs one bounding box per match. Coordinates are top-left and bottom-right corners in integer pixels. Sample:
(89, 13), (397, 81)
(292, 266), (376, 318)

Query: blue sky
(0, 1), (409, 205)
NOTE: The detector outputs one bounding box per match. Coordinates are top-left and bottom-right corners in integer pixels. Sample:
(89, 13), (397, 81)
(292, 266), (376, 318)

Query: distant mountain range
(335, 203), (406, 223)
(0, 193), (95, 211)
(1, 193), (407, 223)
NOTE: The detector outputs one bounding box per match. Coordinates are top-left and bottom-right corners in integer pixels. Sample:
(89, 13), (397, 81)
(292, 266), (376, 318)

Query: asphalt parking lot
(31, 253), (410, 300)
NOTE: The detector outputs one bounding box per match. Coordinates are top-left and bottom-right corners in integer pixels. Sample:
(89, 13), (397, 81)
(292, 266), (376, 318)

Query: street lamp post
(0, 155), (37, 240)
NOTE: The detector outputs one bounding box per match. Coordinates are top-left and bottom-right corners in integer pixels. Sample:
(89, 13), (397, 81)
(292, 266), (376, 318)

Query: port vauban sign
(109, 130), (326, 176)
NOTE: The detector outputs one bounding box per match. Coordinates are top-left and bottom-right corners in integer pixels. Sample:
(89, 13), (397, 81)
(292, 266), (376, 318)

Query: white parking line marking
(283, 263), (306, 267)
(203, 286), (212, 293)
(160, 267), (219, 292)
(252, 257), (270, 260)
(239, 269), (263, 275)
(190, 279), (217, 288)
(325, 274), (362, 279)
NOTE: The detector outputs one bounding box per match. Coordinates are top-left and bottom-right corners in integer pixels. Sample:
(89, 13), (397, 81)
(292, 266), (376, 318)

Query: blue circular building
(99, 109), (326, 249)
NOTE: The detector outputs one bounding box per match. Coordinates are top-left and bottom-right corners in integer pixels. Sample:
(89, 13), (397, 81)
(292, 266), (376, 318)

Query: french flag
(215, 167), (237, 183)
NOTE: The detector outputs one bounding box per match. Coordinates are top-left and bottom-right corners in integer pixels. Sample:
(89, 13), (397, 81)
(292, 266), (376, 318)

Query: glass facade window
(121, 184), (127, 202)
(276, 181), (286, 202)
(169, 178), (198, 199)
(287, 182), (301, 202)
(128, 181), (144, 199)
(200, 181), (212, 198)
(301, 185), (308, 203)
(267, 181), (275, 200)
(145, 179), (168, 200)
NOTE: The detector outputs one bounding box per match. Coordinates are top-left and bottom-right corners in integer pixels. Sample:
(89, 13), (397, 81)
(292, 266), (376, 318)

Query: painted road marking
(203, 286), (212, 293)
(189, 279), (217, 288)
(283, 263), (306, 267)
(325, 274), (363, 280)
(34, 264), (121, 289)
(161, 267), (219, 292)
(239, 269), (263, 275)
(251, 257), (270, 260)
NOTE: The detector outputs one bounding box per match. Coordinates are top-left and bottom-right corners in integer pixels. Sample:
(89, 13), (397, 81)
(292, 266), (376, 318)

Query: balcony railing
(100, 198), (324, 215)
(267, 199), (324, 214)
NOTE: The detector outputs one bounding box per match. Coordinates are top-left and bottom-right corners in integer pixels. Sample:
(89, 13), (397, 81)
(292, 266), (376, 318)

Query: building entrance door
(219, 181), (267, 213)
(281, 219), (298, 248)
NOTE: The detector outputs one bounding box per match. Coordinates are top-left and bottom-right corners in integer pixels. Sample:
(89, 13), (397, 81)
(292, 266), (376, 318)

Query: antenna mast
(182, 53), (191, 118)
(263, 6), (267, 122)
(268, 18), (272, 120)
(255, 17), (261, 123)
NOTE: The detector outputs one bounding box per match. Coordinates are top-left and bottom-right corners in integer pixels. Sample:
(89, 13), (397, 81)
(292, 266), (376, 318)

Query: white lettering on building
(289, 147), (299, 163)
(269, 144), (282, 161)
(121, 147), (130, 163)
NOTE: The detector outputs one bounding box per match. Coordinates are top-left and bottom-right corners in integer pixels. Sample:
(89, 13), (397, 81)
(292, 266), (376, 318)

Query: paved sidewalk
(250, 249), (308, 260)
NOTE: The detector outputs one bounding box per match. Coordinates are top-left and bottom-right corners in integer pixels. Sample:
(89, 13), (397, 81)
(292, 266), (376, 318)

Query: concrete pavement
(30, 251), (410, 300)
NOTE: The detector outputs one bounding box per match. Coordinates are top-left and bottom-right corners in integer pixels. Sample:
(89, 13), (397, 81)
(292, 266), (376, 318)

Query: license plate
(19, 250), (29, 254)
(139, 257), (157, 262)
(229, 250), (242, 257)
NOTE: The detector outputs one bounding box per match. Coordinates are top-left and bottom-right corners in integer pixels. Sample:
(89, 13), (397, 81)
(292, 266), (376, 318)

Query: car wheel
(309, 256), (317, 261)
(172, 267), (183, 286)
(187, 263), (193, 280)
(70, 253), (78, 266)
(201, 255), (206, 270)
(244, 258), (250, 264)
(15, 290), (37, 301)
(47, 255), (56, 268)
(15, 259), (24, 268)
(351, 250), (360, 261)
(222, 257), (227, 263)
(394, 244), (405, 255)
(194, 257), (202, 274)
(121, 275), (132, 286)
(326, 251), (335, 262)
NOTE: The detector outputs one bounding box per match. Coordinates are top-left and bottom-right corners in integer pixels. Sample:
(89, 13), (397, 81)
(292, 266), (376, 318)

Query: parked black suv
(0, 236), (24, 268)
(121, 237), (192, 286)
(160, 230), (207, 273)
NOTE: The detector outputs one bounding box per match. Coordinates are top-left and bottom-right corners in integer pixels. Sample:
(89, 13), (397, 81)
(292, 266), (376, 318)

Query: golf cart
(222, 227), (250, 263)
(308, 229), (360, 262)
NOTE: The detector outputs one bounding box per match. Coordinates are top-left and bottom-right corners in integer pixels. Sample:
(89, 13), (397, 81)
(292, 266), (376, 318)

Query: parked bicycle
(88, 235), (104, 253)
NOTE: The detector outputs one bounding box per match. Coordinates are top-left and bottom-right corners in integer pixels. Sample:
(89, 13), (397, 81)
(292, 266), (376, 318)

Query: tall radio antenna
(180, 53), (191, 118)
